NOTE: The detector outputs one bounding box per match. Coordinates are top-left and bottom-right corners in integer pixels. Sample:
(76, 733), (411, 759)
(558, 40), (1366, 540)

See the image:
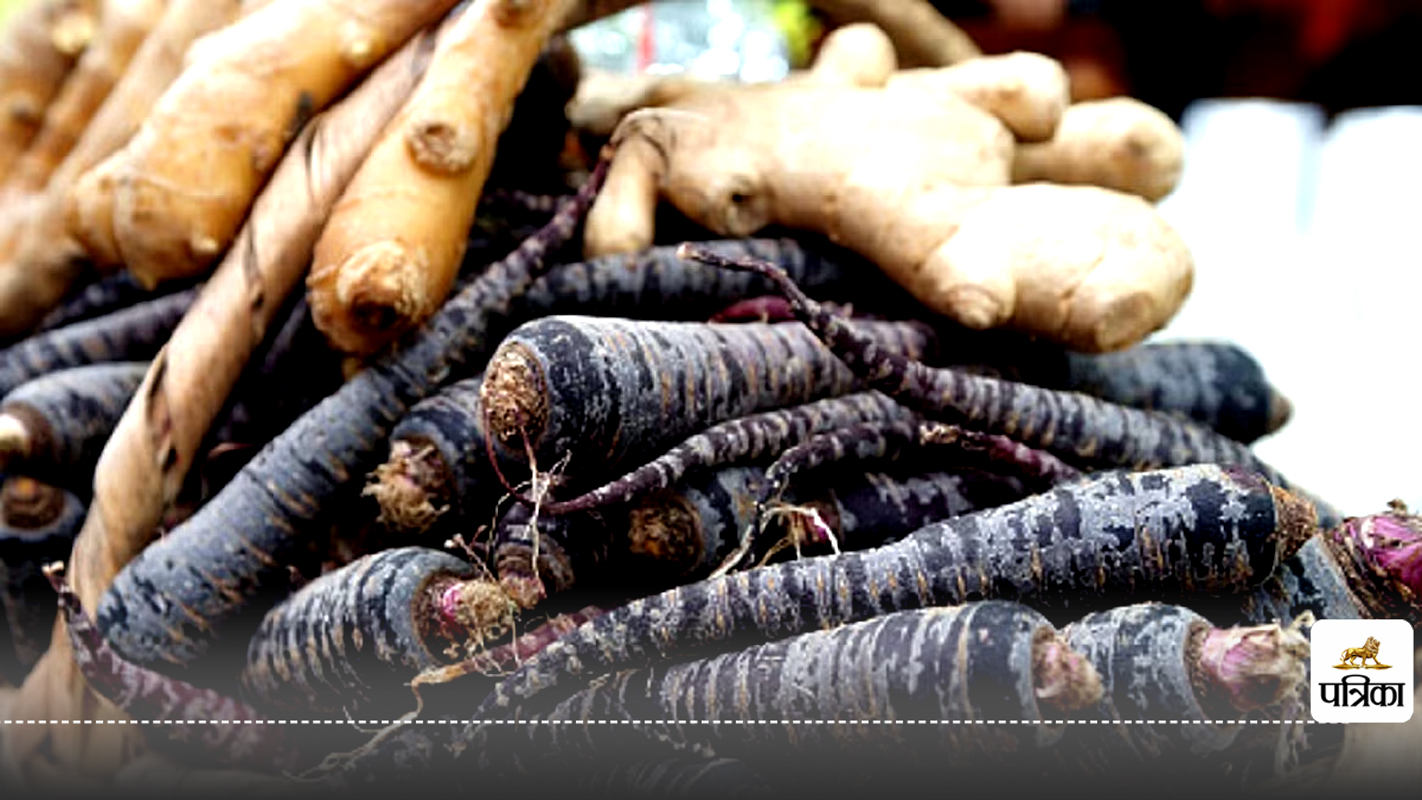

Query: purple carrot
(678, 244), (1344, 530)
(42, 562), (293, 773)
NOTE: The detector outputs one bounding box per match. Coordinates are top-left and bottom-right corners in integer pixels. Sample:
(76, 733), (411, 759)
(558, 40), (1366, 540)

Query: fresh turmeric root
(66, 0), (462, 287)
(0, 0), (97, 185)
(1, 0), (167, 198)
(1, 23), (442, 786)
(307, 0), (585, 357)
(0, 0), (243, 342)
(584, 51), (1192, 352)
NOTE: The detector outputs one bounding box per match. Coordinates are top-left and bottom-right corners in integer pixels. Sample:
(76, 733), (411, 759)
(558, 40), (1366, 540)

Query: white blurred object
(568, 1), (791, 82)
(1157, 99), (1422, 516)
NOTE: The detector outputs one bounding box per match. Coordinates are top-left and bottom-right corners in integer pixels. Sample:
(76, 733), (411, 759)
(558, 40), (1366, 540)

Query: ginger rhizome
(584, 52), (1193, 352)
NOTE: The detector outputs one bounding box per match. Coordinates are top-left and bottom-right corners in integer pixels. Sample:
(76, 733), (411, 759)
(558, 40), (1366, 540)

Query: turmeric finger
(0, 0), (96, 184)
(75, 0), (462, 285)
(308, 0), (580, 356)
(0, 1), (241, 341)
(2, 0), (167, 197)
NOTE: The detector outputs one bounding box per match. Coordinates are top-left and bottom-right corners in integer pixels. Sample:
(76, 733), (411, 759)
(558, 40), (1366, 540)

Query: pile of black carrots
(2, 146), (1418, 797)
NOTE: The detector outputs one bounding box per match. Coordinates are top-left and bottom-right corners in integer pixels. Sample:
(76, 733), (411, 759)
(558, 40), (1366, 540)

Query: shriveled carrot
(0, 286), (193, 396)
(684, 245), (1345, 529)
(308, 0), (581, 357)
(479, 316), (936, 493)
(92, 159), (610, 679)
(40, 562), (294, 773)
(0, 0), (95, 184)
(69, 0), (462, 285)
(523, 392), (912, 518)
(471, 464), (1315, 720)
(2, 0), (166, 197)
(0, 0), (241, 341)
(2, 25), (448, 780)
(0, 477), (84, 680)
(0, 361), (148, 489)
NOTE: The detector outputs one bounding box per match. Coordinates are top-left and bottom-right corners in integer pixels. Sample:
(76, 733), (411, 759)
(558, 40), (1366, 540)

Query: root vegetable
(40, 562), (294, 772)
(587, 55), (1194, 351)
(687, 246), (1343, 528)
(471, 463), (1315, 719)
(1013, 97), (1185, 202)
(71, 0), (463, 285)
(342, 603), (1100, 790)
(0, 286), (193, 398)
(0, 0), (95, 183)
(1060, 603), (1310, 785)
(0, 478), (84, 679)
(523, 392), (912, 518)
(478, 316), (936, 492)
(0, 361), (148, 489)
(1242, 504), (1422, 627)
(807, 0), (980, 68)
(2, 0), (167, 196)
(0, 0), (240, 341)
(308, 0), (580, 357)
(1007, 340), (1294, 445)
(2, 26), (447, 780)
(241, 547), (505, 719)
(91, 157), (609, 680)
(36, 272), (192, 332)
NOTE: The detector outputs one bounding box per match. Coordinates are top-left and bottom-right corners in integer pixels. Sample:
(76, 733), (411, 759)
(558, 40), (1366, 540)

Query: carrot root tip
(1197, 622), (1310, 714)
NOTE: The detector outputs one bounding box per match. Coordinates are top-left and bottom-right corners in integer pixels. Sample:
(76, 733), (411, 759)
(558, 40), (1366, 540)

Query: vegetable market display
(0, 0), (1416, 797)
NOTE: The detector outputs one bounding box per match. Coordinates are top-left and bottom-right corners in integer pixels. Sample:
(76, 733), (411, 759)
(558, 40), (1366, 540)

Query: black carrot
(95, 155), (612, 677)
(679, 245), (1344, 529)
(468, 463), (1314, 721)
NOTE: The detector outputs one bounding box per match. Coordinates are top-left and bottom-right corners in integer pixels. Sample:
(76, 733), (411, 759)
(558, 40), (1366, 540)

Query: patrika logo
(1334, 637), (1388, 670)
(1310, 619), (1414, 724)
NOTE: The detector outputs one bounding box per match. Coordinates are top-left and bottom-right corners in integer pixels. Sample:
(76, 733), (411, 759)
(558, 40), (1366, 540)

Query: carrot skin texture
(95, 160), (609, 675)
(334, 603), (1092, 790)
(0, 481), (85, 679)
(35, 272), (195, 333)
(42, 565), (294, 773)
(481, 316), (936, 490)
(469, 463), (1314, 719)
(375, 240), (889, 532)
(0, 362), (148, 489)
(538, 392), (913, 515)
(682, 246), (1343, 528)
(0, 288), (195, 398)
(241, 547), (476, 718)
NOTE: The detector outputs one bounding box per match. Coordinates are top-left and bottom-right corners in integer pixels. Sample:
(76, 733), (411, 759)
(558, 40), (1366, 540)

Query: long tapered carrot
(463, 464), (1314, 725)
(92, 159), (611, 683)
(308, 0), (580, 357)
(682, 245), (1346, 529)
(1, 24), (445, 781)
(0, 287), (194, 397)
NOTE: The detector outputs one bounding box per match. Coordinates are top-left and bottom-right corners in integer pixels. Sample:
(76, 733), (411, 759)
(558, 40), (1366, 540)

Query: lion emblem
(1335, 636), (1390, 669)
